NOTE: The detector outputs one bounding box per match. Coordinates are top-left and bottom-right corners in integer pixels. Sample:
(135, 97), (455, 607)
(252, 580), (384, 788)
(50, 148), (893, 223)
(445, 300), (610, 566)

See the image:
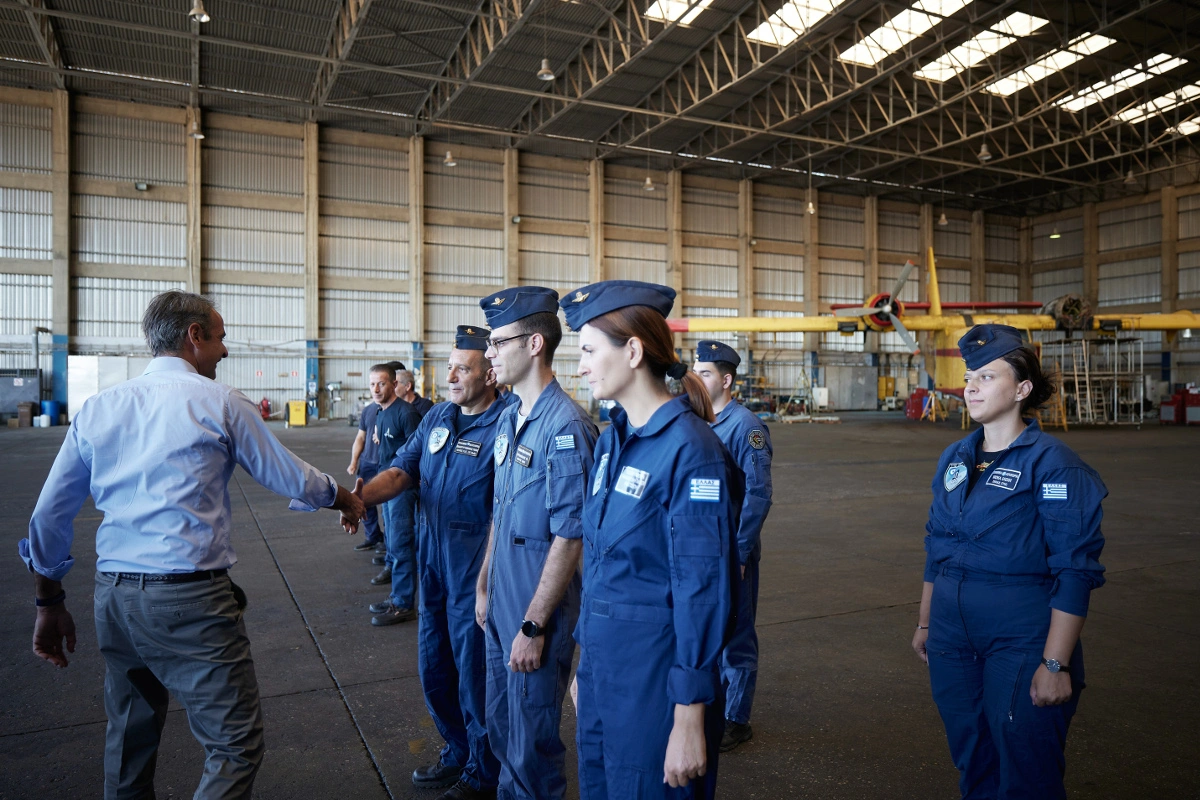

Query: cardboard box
(17, 401), (37, 427)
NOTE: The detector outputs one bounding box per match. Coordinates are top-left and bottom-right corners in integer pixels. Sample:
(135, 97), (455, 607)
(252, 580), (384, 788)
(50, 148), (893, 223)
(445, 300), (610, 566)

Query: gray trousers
(93, 571), (265, 800)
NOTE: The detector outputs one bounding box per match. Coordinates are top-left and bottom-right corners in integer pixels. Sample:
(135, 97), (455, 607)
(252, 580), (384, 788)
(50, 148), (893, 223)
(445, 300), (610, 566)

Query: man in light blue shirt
(21, 290), (363, 800)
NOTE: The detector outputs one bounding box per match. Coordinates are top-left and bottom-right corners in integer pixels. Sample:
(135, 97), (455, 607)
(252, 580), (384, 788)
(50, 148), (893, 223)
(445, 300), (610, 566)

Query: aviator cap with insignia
(958, 324), (1027, 370)
(695, 340), (740, 368)
(478, 286), (560, 329)
(454, 324), (491, 351)
(559, 280), (676, 331)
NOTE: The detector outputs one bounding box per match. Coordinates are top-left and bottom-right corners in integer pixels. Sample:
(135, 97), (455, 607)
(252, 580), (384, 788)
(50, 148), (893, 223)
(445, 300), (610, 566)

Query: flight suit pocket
(1042, 507), (1083, 536)
(670, 515), (723, 604)
(547, 453), (585, 533)
(445, 521), (489, 612)
(970, 502), (1028, 540)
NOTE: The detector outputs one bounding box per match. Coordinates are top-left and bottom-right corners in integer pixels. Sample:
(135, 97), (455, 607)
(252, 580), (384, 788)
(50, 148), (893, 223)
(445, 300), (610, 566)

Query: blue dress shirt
(20, 357), (337, 578)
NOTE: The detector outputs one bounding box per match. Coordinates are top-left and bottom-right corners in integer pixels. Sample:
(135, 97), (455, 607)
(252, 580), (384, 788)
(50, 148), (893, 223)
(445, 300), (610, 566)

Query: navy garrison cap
(479, 286), (559, 329)
(559, 280), (676, 331)
(958, 324), (1026, 370)
(695, 340), (741, 368)
(454, 325), (490, 351)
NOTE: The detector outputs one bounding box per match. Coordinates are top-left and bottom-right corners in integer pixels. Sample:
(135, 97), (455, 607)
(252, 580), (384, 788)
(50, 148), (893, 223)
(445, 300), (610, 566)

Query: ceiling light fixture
(643, 175), (655, 192)
(134, 182), (149, 191)
(444, 150), (456, 167)
(1049, 226), (1061, 240)
(977, 143), (992, 162)
(1124, 169), (1137, 186)
(188, 117), (204, 140)
(938, 212), (948, 226)
(537, 58), (554, 81)
(806, 200), (816, 215)
(188, 0), (210, 23)
(536, 1), (554, 81)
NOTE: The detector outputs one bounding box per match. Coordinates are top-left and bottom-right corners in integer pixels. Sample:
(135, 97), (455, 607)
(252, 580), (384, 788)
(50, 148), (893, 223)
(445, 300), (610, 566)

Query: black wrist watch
(520, 619), (543, 638)
(1043, 658), (1070, 674)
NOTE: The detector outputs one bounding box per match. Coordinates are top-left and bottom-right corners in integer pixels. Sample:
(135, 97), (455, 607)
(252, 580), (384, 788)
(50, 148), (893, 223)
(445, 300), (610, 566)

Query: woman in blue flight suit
(560, 280), (741, 799)
(912, 324), (1107, 800)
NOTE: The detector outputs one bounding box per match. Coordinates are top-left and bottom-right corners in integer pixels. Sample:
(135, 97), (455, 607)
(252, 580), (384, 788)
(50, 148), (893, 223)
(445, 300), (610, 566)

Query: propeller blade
(889, 313), (920, 354)
(890, 259), (916, 301)
(834, 306), (875, 317)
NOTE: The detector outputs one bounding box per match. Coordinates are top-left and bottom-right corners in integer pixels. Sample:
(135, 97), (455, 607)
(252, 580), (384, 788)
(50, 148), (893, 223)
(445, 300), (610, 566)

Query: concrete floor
(1, 415), (1196, 799)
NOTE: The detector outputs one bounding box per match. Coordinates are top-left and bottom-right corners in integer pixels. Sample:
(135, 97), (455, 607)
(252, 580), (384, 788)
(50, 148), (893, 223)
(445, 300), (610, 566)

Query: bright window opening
(746, 0), (847, 48)
(1115, 84), (1200, 125)
(839, 0), (973, 68)
(1170, 118), (1200, 136)
(645, 0), (714, 26)
(914, 12), (1049, 82)
(1056, 54), (1189, 112)
(984, 32), (1117, 96)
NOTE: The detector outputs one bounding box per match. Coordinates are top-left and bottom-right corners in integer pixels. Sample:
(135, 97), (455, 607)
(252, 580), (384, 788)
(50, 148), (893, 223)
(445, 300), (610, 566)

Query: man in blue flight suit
(474, 286), (598, 800)
(348, 371), (384, 554)
(354, 326), (516, 800)
(692, 340), (773, 753)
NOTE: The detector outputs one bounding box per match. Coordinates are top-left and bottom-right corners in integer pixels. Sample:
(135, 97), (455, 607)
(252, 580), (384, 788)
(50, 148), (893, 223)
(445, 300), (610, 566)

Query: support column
(738, 179), (754, 350)
(186, 107), (202, 294)
(863, 195), (880, 354)
(1082, 203), (1098, 308)
(803, 186), (821, 353)
(667, 170), (683, 317)
(50, 88), (69, 405)
(503, 148), (519, 288)
(303, 121), (320, 414)
(408, 137), (426, 394)
(1018, 217), (1033, 302)
(588, 159), (605, 284)
(970, 209), (986, 303)
(1162, 185), (1178, 313)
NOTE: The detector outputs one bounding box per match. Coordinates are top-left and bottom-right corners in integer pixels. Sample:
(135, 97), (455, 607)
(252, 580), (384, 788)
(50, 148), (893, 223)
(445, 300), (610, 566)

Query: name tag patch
(592, 453), (609, 496)
(690, 478), (721, 503)
(944, 462), (968, 492)
(454, 439), (482, 458)
(986, 468), (1022, 491)
(428, 427), (450, 454)
(515, 445), (534, 468)
(493, 433), (509, 466)
(555, 434), (576, 451)
(614, 466), (649, 500)
(1041, 483), (1068, 500)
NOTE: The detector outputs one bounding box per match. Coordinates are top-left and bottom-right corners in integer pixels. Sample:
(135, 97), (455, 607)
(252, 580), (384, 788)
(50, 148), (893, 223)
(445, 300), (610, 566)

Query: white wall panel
(214, 354), (305, 411)
(1032, 267), (1083, 301)
(425, 295), (489, 362)
(752, 194), (804, 243)
(986, 272), (1019, 302)
(425, 156), (502, 213)
(819, 258), (864, 303)
(1098, 202), (1161, 251)
(519, 232), (588, 285)
(1033, 216), (1083, 262)
(319, 142), (407, 205)
(0, 187), (52, 259)
(605, 177), (665, 230)
(204, 283), (304, 343)
(754, 252), (803, 302)
(879, 260), (920, 302)
(319, 288), (409, 343)
(934, 218), (970, 259)
(74, 195), (186, 267)
(1179, 250), (1200, 299)
(605, 239), (666, 284)
(519, 167), (587, 222)
(1098, 257), (1161, 306)
(819, 204), (864, 248)
(682, 246), (737, 297)
(683, 186), (737, 236)
(203, 206), (304, 274)
(938, 267), (970, 303)
(425, 225), (503, 283)
(319, 216), (407, 280)
(879, 210), (918, 254)
(985, 223), (1019, 264)
(821, 330), (864, 352)
(203, 129), (302, 195)
(74, 114), (185, 185)
(0, 273), (51, 335)
(1179, 194), (1200, 241)
(73, 277), (184, 343)
(0, 103), (51, 173)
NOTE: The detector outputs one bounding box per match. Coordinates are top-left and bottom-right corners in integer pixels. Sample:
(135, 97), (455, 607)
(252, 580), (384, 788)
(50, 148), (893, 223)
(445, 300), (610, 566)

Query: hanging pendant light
(977, 143), (992, 162)
(1049, 226), (1061, 240)
(537, 58), (554, 81)
(806, 200), (815, 215)
(188, 0), (210, 23)
(938, 212), (948, 226)
(643, 175), (654, 192)
(188, 116), (204, 140)
(443, 150), (457, 167)
(1124, 169), (1137, 186)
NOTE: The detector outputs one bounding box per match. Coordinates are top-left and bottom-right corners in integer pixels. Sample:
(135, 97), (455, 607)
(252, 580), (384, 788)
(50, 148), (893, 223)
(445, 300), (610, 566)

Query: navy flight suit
(925, 419), (1106, 799)
(388, 391), (518, 793)
(575, 397), (742, 799)
(710, 402), (772, 726)
(486, 378), (598, 800)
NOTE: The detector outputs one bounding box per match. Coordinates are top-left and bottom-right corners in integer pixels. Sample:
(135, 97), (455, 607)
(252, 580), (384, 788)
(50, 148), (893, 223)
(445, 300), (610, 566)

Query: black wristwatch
(520, 619), (543, 638)
(1043, 658), (1070, 674)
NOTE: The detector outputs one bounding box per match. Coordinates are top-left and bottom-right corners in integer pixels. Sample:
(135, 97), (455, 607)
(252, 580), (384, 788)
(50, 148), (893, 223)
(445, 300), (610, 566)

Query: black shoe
(438, 779), (495, 800)
(371, 605), (416, 626)
(354, 540), (379, 552)
(368, 598), (393, 614)
(370, 566), (392, 585)
(371, 555), (386, 566)
(374, 542), (386, 554)
(413, 760), (462, 789)
(720, 720), (752, 752)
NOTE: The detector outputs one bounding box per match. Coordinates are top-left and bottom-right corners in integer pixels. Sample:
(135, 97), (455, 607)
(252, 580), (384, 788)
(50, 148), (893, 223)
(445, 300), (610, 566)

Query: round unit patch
(428, 427), (450, 454)
(493, 433), (509, 466)
(748, 429), (766, 450)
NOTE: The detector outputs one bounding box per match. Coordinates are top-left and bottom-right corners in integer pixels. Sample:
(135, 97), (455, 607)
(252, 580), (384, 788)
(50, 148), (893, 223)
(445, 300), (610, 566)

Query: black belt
(102, 569), (228, 584)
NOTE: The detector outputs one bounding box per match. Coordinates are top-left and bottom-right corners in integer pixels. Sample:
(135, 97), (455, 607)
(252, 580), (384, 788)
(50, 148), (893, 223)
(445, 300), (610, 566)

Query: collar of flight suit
(609, 395), (692, 441)
(954, 417), (1043, 462)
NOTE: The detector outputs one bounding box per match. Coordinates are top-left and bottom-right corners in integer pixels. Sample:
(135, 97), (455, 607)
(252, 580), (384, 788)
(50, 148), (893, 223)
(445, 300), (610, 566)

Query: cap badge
(492, 297), (505, 306)
(977, 339), (985, 345)
(466, 328), (475, 334)
(572, 291), (589, 303)
(710, 344), (719, 350)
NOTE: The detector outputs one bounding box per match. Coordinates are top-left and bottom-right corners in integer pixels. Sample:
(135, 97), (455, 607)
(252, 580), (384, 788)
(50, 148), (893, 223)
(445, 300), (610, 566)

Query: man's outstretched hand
(335, 480), (365, 533)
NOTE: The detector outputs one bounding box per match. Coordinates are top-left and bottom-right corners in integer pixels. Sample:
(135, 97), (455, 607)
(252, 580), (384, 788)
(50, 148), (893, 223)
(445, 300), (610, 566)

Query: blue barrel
(41, 400), (61, 426)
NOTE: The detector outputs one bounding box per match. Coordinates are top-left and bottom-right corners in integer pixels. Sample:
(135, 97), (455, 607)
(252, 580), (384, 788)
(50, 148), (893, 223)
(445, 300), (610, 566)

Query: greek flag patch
(689, 478), (721, 503)
(1041, 483), (1068, 500)
(555, 434), (576, 450)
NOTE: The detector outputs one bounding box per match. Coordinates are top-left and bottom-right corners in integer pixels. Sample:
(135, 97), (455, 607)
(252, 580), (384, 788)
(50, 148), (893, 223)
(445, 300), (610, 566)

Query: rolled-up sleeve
(21, 423), (93, 579)
(1040, 466), (1107, 617)
(545, 419), (597, 540)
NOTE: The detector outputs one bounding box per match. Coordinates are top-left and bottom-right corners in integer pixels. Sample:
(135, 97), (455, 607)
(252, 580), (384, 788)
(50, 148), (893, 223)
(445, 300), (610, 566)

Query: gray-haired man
(21, 290), (364, 799)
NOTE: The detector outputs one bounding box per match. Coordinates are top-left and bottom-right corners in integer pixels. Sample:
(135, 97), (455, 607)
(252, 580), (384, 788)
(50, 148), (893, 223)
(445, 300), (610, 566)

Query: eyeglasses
(486, 333), (532, 350)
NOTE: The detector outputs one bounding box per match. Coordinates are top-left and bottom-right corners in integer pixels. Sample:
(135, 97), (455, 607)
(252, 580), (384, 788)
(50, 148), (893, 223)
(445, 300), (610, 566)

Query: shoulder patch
(493, 433), (509, 466)
(555, 434), (576, 451)
(428, 427), (450, 454)
(748, 429), (766, 450)
(944, 462), (967, 492)
(1041, 483), (1068, 500)
(690, 478), (721, 502)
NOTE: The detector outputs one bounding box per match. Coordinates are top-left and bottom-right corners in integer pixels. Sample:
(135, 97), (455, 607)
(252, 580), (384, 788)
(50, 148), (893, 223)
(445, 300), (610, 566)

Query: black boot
(438, 779), (496, 800)
(720, 720), (753, 752)
(412, 760), (463, 789)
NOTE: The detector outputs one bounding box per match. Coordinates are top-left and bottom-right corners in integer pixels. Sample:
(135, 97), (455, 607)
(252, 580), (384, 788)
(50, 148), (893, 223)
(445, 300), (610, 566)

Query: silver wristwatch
(1042, 658), (1070, 674)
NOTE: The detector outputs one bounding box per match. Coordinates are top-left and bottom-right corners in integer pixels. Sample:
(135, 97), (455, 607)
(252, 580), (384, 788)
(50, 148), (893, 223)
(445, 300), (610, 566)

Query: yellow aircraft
(667, 248), (1199, 396)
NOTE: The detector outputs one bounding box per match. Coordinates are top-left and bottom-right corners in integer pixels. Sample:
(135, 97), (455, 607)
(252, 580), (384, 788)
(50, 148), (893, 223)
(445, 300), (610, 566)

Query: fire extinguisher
(259, 397), (271, 420)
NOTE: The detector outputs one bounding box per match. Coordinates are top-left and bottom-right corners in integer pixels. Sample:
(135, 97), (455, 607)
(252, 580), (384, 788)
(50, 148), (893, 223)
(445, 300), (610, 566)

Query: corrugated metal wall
(319, 141), (407, 205)
(934, 218), (970, 259)
(0, 187), (52, 258)
(74, 114), (185, 185)
(1098, 202), (1161, 251)
(822, 330), (864, 352)
(1033, 216), (1083, 262)
(605, 239), (667, 284)
(425, 155), (503, 285)
(425, 294), (488, 358)
(985, 223), (1018, 264)
(426, 155), (502, 214)
(1179, 250), (1200, 299)
(520, 232), (588, 286)
(682, 186), (737, 236)
(1098, 257), (1162, 306)
(1179, 194), (1200, 241)
(754, 252), (803, 302)
(203, 206), (304, 274)
(0, 273), (51, 335)
(605, 176), (665, 230)
(681, 306), (737, 350)
(0, 103), (51, 173)
(319, 288), (408, 343)
(752, 194), (804, 243)
(879, 210), (918, 255)
(1032, 267), (1084, 301)
(319, 216), (407, 280)
(74, 195), (186, 266)
(203, 129), (302, 195)
(682, 245), (737, 297)
(985, 272), (1019, 302)
(938, 267), (971, 303)
(819, 258), (864, 303)
(73, 276), (184, 344)
(519, 167), (587, 222)
(819, 204), (865, 247)
(205, 282), (305, 410)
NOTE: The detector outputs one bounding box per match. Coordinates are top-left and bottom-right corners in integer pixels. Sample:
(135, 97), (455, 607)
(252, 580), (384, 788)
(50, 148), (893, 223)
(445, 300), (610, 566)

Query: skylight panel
(1054, 54), (1190, 113)
(746, 0), (847, 48)
(984, 32), (1117, 95)
(645, 0), (714, 26)
(914, 12), (1049, 82)
(839, 0), (973, 68)
(1115, 84), (1200, 125)
(1171, 118), (1200, 136)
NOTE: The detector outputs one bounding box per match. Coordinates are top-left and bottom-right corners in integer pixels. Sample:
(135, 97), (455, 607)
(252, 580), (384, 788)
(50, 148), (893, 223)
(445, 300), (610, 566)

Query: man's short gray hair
(396, 369), (415, 389)
(142, 291), (217, 356)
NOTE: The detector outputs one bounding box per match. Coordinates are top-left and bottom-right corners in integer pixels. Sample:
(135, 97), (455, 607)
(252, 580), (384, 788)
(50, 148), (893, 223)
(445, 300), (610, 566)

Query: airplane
(666, 248), (1200, 397)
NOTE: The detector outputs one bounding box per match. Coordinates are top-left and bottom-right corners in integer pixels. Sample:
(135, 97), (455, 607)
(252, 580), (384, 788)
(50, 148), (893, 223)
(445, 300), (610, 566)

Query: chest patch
(986, 468), (1022, 491)
(592, 453), (609, 496)
(515, 444), (534, 468)
(555, 434), (576, 450)
(428, 427), (450, 454)
(1041, 483), (1068, 500)
(493, 433), (509, 466)
(748, 429), (766, 450)
(690, 478), (721, 502)
(614, 466), (650, 500)
(944, 462), (968, 492)
(454, 439), (482, 458)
